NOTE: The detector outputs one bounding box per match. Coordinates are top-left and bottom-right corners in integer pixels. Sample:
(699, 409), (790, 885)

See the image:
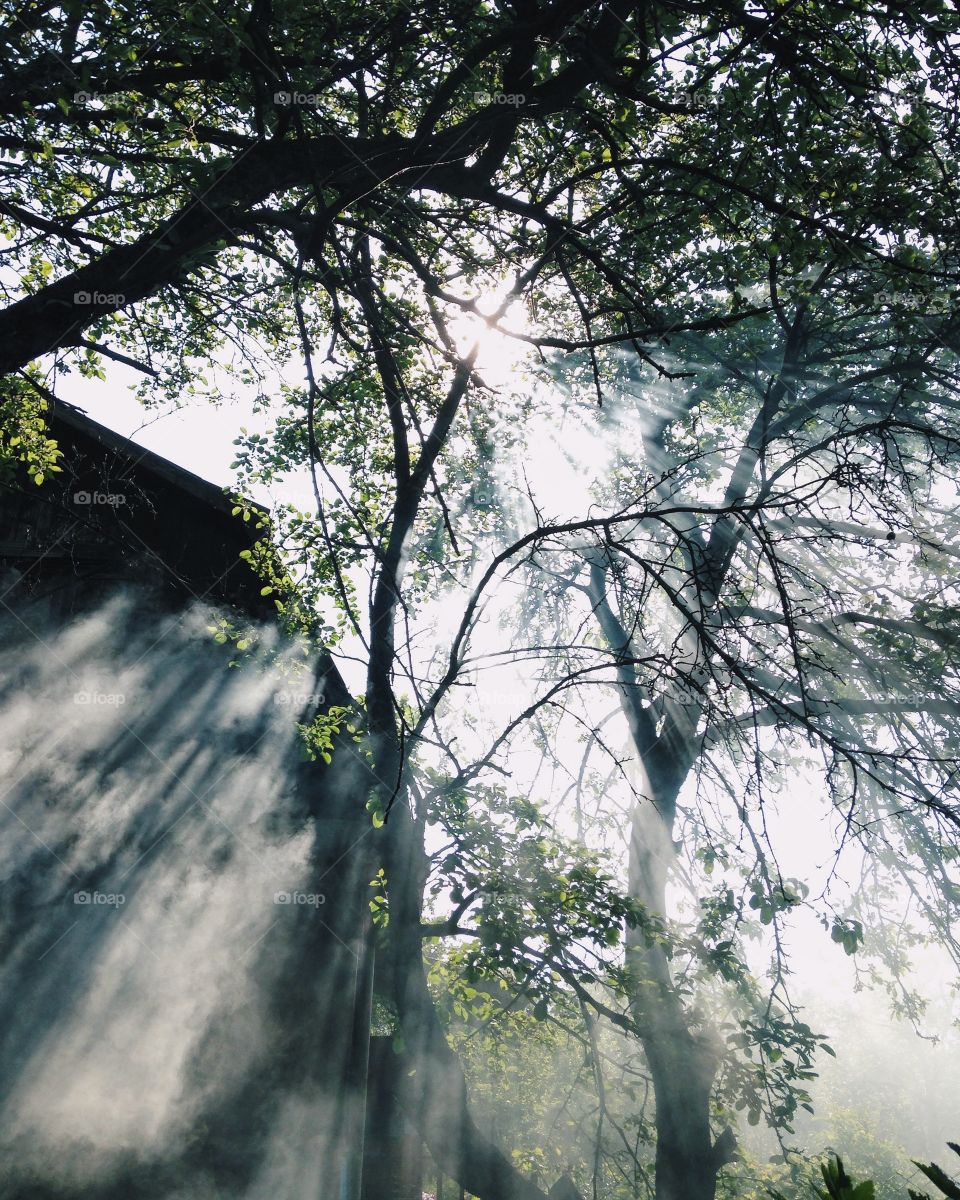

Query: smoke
(0, 590), (373, 1200)
(434, 356), (960, 1191)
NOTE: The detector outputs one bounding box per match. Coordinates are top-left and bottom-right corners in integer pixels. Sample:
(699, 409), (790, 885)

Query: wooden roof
(0, 399), (273, 617)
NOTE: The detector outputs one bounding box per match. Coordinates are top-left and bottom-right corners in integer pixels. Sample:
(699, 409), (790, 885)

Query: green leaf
(913, 1161), (960, 1200)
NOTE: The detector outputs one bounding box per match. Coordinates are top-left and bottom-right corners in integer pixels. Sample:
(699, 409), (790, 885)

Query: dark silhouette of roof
(0, 398), (273, 617)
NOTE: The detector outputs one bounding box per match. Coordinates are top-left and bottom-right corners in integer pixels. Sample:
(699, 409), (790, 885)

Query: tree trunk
(640, 979), (723, 1200)
(626, 797), (734, 1200)
(586, 559), (734, 1199)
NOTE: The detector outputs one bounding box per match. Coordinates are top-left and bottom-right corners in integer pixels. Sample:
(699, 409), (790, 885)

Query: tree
(489, 239), (960, 1195)
(2, 2), (960, 1198)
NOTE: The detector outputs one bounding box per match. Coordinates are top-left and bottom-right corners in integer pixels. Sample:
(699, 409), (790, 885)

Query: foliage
(0, 377), (62, 486)
(3, 1), (960, 1197)
(427, 941), (656, 1199)
(812, 1157), (876, 1200)
(793, 1143), (960, 1200)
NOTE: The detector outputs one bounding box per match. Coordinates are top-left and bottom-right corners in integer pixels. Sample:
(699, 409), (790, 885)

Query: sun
(448, 288), (533, 389)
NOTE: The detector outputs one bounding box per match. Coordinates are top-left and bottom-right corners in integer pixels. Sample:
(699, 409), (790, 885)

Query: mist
(0, 591), (372, 1200)
(424, 364), (960, 1197)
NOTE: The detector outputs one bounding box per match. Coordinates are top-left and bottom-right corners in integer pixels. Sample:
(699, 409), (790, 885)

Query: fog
(0, 592), (370, 1199)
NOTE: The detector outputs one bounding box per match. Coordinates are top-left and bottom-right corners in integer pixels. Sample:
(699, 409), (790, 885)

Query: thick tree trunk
(626, 798), (734, 1200)
(639, 977), (724, 1200)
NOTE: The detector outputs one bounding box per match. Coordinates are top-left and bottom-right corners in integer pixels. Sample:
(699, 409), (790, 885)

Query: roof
(49, 397), (259, 520)
(0, 397), (273, 616)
